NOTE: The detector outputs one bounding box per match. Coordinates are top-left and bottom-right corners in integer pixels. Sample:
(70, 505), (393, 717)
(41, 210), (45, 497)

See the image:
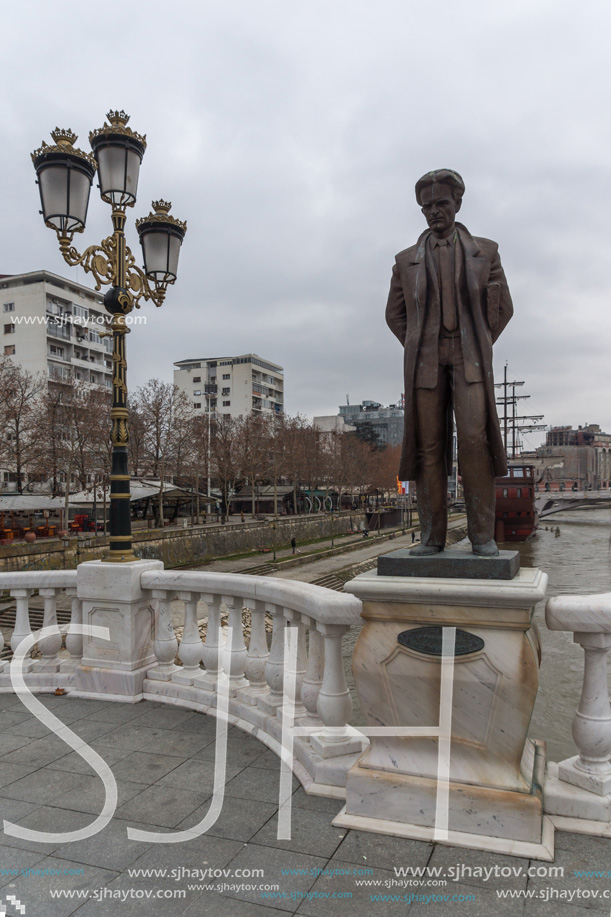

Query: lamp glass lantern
(31, 129), (96, 234)
(136, 200), (187, 282)
(89, 111), (147, 208)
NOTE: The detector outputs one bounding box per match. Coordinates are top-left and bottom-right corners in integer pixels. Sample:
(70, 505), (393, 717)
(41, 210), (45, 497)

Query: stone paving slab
(0, 693), (610, 916)
(2, 856), (118, 917)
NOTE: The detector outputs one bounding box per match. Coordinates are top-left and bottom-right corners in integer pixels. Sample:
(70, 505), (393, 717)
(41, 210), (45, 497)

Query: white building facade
(1, 270), (114, 391)
(173, 353), (284, 419)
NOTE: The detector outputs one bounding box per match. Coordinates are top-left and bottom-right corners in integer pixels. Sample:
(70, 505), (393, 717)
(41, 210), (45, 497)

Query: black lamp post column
(107, 312), (132, 560)
(103, 207), (136, 561)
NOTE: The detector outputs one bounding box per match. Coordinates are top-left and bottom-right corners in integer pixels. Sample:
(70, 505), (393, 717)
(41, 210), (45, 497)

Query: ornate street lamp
(32, 110), (187, 562)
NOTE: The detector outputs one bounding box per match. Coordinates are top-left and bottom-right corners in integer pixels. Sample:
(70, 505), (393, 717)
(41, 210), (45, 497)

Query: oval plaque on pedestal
(398, 626), (484, 657)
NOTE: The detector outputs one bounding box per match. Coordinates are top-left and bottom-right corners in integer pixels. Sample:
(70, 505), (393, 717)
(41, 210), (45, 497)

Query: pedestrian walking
(291, 537), (296, 554)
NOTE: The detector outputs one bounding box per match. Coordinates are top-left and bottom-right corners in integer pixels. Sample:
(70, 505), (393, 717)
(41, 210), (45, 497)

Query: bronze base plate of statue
(378, 542), (520, 580)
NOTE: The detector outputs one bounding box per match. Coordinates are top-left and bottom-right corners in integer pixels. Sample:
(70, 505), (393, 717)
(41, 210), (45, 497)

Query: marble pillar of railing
(238, 599), (270, 705)
(197, 593), (225, 693)
(257, 602), (286, 715)
(222, 594), (249, 692)
(10, 588), (34, 673)
(62, 587), (83, 672)
(309, 622), (366, 759)
(301, 622), (324, 726)
(173, 591), (204, 685)
(37, 588), (63, 673)
(148, 589), (179, 682)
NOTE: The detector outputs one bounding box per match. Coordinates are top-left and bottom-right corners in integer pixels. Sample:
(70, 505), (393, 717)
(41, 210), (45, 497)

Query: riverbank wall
(0, 512), (369, 572)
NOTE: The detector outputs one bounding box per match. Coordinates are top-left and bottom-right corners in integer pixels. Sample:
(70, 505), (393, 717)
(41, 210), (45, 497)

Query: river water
(344, 506), (611, 763)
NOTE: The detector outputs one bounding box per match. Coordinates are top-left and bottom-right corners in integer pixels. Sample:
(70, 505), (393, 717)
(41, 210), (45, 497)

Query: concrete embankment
(0, 513), (369, 572)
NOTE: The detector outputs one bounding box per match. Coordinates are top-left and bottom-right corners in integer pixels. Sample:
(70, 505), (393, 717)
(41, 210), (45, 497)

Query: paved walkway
(197, 515), (469, 582)
(0, 692), (608, 915)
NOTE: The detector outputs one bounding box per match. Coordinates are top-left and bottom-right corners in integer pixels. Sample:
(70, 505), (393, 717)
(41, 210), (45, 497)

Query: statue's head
(415, 169), (465, 205)
(415, 169), (465, 238)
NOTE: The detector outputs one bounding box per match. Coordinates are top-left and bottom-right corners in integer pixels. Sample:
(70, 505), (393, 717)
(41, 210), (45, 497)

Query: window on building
(4, 324), (14, 334)
(194, 403), (201, 409)
(89, 330), (100, 344)
(223, 400), (231, 407)
(222, 373), (230, 380)
(73, 305), (88, 320)
(516, 488), (522, 498)
(4, 345), (15, 355)
(3, 303), (15, 313)
(193, 376), (201, 382)
(50, 345), (64, 357)
(222, 387), (230, 395)
(193, 390), (201, 396)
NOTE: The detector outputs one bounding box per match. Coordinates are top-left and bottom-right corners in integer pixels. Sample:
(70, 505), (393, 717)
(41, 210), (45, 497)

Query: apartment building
(1, 270), (113, 390)
(173, 353), (284, 419)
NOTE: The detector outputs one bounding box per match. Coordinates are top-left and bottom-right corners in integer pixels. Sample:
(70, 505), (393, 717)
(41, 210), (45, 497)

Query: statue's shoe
(472, 540), (499, 557)
(409, 543), (443, 556)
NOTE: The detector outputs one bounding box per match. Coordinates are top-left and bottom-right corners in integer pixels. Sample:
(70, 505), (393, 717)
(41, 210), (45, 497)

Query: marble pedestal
(74, 559), (163, 701)
(335, 567), (554, 858)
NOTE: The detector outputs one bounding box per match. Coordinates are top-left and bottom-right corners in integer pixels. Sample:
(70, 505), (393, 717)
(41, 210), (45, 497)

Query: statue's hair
(415, 169), (465, 205)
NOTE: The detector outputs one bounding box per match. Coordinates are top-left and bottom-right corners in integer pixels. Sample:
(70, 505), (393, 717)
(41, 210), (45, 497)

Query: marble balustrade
(0, 571), (80, 686)
(0, 566), (366, 791)
(138, 570), (367, 788)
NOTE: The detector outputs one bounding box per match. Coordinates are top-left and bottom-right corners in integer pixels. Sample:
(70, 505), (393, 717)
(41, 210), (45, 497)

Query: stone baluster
(197, 593), (225, 690)
(279, 609), (307, 722)
(310, 623), (365, 758)
(37, 588), (63, 672)
(238, 599), (270, 704)
(62, 587), (83, 671)
(221, 594), (248, 691)
(148, 589), (179, 682)
(558, 632), (611, 795)
(258, 603), (286, 715)
(10, 588), (34, 672)
(173, 592), (203, 685)
(301, 622), (324, 726)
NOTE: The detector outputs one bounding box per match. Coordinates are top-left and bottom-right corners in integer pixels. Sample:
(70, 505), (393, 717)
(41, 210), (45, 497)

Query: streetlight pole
(32, 112), (186, 563)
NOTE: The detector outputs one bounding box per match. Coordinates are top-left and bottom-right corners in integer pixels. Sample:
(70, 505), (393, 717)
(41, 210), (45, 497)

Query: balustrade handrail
(546, 592), (611, 632)
(140, 570), (362, 625)
(0, 571), (77, 590)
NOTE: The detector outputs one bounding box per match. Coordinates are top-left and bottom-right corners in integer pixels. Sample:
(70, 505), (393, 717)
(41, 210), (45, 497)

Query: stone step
(311, 573), (346, 592)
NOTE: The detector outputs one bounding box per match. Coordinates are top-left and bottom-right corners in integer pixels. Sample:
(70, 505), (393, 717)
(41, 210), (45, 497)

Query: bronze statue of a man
(385, 169), (513, 557)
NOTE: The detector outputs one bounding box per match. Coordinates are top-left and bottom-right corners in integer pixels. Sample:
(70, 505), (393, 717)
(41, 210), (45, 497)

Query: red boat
(495, 464), (538, 542)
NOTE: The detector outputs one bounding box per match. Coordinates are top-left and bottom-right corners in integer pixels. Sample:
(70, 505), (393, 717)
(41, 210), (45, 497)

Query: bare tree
(0, 358), (46, 493)
(131, 379), (193, 524)
(211, 415), (243, 521)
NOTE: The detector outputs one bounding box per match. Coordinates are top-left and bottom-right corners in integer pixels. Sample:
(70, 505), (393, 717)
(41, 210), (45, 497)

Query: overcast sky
(4, 0), (611, 449)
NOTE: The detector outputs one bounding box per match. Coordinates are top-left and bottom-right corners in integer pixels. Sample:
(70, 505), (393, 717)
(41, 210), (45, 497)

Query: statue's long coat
(385, 222), (513, 482)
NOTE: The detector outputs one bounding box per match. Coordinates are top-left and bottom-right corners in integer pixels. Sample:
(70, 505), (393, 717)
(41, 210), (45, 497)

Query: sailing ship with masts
(493, 364), (544, 543)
